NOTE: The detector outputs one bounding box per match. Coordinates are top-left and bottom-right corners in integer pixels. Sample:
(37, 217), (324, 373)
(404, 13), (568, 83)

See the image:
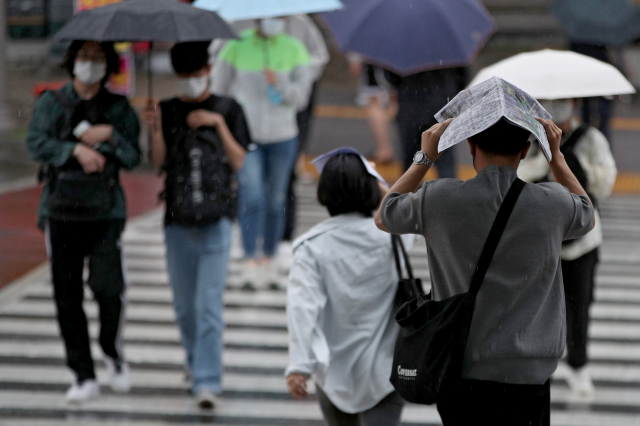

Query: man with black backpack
(26, 40), (141, 403)
(519, 98), (617, 399)
(375, 106), (594, 423)
(142, 42), (251, 409)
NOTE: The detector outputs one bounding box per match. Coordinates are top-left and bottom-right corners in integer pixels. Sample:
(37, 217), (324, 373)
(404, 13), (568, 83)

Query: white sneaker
(66, 379), (100, 403)
(566, 366), (595, 398)
(276, 241), (294, 275)
(196, 388), (219, 409)
(239, 261), (263, 291)
(264, 260), (284, 290)
(230, 224), (244, 261)
(104, 357), (131, 393)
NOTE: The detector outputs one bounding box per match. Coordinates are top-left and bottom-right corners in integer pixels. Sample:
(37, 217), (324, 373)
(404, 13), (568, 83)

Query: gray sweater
(381, 165), (594, 385)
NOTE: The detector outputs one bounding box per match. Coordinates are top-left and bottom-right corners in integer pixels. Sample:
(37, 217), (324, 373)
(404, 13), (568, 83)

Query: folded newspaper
(435, 76), (553, 161)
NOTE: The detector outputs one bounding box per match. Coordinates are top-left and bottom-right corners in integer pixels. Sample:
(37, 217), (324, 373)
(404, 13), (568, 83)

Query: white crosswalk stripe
(0, 182), (639, 425)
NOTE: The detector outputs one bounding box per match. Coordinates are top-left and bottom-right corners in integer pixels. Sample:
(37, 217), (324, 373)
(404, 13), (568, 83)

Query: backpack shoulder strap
(561, 124), (590, 153)
(47, 88), (77, 119)
(466, 178), (526, 304)
(99, 90), (126, 110)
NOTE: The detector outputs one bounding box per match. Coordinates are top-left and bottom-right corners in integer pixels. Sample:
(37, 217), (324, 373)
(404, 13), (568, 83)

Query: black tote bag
(390, 178), (526, 405)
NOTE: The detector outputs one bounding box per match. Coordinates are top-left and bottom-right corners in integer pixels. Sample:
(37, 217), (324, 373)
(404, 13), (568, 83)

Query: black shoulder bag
(46, 89), (120, 222)
(390, 177), (526, 405)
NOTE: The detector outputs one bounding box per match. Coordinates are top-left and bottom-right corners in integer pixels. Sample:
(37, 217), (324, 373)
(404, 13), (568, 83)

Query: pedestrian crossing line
(0, 319), (288, 347)
(0, 390), (443, 425)
(23, 281), (640, 307)
(24, 285), (290, 309)
(12, 297), (640, 329)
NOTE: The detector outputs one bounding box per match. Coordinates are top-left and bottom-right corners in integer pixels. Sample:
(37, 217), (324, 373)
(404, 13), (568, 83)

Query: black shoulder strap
(561, 124), (589, 153)
(48, 89), (77, 119)
(392, 234), (414, 281)
(391, 234), (423, 297)
(466, 177), (526, 304)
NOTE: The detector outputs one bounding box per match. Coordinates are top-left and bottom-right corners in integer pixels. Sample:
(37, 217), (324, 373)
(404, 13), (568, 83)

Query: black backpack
(43, 88), (123, 221)
(161, 98), (238, 226)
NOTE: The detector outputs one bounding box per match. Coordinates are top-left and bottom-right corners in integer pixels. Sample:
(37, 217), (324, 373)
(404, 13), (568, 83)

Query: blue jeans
(237, 138), (298, 258)
(164, 219), (232, 394)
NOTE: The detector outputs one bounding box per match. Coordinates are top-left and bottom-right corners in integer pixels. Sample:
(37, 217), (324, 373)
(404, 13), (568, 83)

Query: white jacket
(285, 214), (412, 413)
(518, 119), (617, 260)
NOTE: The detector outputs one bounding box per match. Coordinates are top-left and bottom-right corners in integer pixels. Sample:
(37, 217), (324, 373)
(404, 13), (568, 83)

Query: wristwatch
(413, 150), (433, 167)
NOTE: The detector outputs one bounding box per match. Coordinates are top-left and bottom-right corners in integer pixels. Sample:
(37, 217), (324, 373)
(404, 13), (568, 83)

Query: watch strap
(414, 151), (433, 167)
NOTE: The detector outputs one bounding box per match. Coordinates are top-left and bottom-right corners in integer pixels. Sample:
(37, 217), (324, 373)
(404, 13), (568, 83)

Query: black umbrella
(54, 0), (236, 42)
(53, 0), (238, 97)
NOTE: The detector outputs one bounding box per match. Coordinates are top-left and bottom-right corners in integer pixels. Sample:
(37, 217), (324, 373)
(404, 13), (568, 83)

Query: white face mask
(260, 18), (286, 37)
(540, 99), (574, 124)
(73, 60), (107, 85)
(178, 75), (209, 99)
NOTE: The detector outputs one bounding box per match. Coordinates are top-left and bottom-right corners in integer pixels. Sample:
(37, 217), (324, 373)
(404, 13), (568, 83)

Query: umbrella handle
(147, 42), (153, 100)
(262, 37), (270, 70)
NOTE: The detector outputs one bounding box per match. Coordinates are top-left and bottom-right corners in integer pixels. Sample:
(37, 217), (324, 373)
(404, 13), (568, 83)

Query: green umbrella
(550, 0), (640, 47)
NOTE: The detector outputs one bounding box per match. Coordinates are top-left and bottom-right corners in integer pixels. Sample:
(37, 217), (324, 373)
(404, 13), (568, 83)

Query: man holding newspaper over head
(375, 77), (595, 426)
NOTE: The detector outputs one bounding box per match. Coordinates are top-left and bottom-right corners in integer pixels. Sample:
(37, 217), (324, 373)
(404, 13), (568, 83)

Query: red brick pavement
(0, 172), (164, 289)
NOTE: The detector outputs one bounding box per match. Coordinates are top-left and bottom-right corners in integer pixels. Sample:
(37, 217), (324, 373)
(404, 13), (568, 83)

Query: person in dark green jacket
(26, 40), (141, 403)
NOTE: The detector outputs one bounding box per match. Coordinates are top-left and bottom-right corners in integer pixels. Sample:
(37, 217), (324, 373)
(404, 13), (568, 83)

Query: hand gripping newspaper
(435, 76), (553, 161)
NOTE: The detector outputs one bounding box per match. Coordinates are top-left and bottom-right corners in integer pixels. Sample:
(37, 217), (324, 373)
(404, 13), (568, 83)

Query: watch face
(413, 151), (425, 163)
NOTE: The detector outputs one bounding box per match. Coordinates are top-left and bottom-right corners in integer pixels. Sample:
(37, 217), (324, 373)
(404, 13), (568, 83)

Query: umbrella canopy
(193, 0), (343, 21)
(550, 0), (640, 47)
(53, 0), (237, 42)
(468, 49), (636, 100)
(321, 0), (495, 76)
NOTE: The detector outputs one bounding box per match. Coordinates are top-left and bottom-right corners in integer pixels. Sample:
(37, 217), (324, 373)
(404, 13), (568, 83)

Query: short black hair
(61, 40), (120, 86)
(470, 118), (531, 155)
(170, 42), (210, 74)
(317, 153), (382, 217)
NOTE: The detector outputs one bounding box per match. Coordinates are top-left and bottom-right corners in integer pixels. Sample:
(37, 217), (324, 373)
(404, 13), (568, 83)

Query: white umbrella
(193, 0), (343, 21)
(468, 49), (636, 100)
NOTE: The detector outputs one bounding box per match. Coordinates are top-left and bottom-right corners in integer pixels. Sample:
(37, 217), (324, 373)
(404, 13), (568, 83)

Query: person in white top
(518, 98), (617, 399)
(285, 150), (408, 426)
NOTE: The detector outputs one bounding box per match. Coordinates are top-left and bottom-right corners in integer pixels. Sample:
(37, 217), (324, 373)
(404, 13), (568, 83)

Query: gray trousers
(316, 386), (404, 426)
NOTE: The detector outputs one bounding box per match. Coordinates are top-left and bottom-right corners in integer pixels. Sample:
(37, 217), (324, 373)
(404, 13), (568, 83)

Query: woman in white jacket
(518, 98), (617, 399)
(285, 149), (407, 426)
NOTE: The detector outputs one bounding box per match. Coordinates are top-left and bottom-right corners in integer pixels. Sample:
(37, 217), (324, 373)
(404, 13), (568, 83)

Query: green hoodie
(211, 29), (312, 143)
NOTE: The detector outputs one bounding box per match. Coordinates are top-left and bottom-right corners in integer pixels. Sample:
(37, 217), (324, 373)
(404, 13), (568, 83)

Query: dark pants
(437, 379), (551, 426)
(316, 386), (404, 426)
(47, 219), (126, 383)
(562, 248), (599, 369)
(569, 42), (613, 143)
(397, 105), (456, 177)
(581, 97), (613, 142)
(283, 82), (320, 242)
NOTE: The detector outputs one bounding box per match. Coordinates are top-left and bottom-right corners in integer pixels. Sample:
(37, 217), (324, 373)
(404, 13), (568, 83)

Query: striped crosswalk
(0, 183), (639, 425)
